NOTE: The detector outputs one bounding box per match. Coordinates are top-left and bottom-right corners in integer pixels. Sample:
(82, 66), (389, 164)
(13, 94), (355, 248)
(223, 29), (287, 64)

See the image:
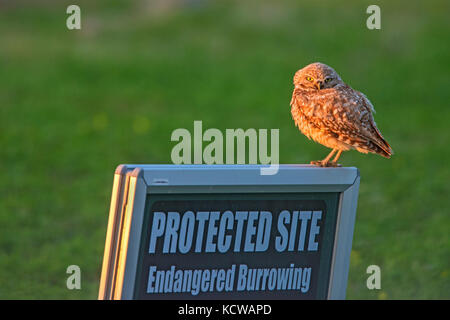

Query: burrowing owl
(290, 62), (393, 167)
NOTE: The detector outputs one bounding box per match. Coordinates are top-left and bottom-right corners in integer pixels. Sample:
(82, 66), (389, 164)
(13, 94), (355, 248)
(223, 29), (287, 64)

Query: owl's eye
(325, 77), (332, 83)
(306, 76), (314, 82)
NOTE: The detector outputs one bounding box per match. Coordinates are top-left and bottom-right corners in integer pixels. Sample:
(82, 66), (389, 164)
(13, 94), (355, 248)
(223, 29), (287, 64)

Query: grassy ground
(0, 0), (449, 299)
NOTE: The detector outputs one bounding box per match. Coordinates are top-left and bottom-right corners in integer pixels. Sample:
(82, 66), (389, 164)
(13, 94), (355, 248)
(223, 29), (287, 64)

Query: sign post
(99, 164), (360, 300)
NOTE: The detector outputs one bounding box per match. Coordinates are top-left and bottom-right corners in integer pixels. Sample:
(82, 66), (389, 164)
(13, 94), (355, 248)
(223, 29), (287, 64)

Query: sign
(98, 165), (360, 300)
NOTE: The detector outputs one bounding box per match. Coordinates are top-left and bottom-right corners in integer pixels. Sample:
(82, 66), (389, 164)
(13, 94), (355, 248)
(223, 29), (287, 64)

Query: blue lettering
(195, 212), (209, 252)
(163, 212), (180, 253)
(255, 211), (272, 252)
(218, 211), (233, 253)
(244, 211), (258, 252)
(288, 211), (299, 251)
(308, 211), (322, 251)
(149, 212), (166, 253)
(298, 211), (312, 251)
(205, 211), (219, 252)
(178, 211), (195, 253)
(275, 210), (290, 252)
(234, 211), (248, 252)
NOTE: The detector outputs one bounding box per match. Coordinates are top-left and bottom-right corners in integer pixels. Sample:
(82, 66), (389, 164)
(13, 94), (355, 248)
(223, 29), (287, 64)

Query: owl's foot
(310, 160), (342, 167)
(311, 149), (343, 167)
(328, 161), (342, 167)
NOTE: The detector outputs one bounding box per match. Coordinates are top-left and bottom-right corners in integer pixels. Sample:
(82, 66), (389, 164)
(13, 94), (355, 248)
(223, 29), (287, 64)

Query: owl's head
(293, 62), (343, 90)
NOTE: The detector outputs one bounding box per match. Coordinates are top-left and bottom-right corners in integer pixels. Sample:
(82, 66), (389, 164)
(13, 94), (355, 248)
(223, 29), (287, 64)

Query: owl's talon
(310, 160), (328, 167)
(329, 162), (342, 167)
(310, 160), (342, 167)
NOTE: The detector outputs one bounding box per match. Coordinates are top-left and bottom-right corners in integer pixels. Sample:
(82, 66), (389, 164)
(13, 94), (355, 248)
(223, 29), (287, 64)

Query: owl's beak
(316, 81), (323, 90)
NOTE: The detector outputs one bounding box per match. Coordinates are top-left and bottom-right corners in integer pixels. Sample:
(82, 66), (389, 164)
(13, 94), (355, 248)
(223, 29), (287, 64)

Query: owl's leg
(311, 149), (337, 167)
(329, 150), (343, 167)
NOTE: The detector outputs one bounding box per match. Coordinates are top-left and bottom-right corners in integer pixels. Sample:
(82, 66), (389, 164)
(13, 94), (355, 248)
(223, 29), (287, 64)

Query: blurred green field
(0, 0), (449, 299)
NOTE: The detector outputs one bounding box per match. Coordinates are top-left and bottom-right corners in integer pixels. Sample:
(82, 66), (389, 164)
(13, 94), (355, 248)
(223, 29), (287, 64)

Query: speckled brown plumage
(290, 62), (393, 167)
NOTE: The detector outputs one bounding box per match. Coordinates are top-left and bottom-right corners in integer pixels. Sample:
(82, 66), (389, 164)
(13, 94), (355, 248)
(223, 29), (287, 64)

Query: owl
(290, 62), (393, 167)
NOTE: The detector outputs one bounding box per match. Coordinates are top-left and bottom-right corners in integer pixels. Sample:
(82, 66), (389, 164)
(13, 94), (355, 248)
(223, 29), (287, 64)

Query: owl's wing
(293, 87), (393, 157)
(355, 91), (393, 156)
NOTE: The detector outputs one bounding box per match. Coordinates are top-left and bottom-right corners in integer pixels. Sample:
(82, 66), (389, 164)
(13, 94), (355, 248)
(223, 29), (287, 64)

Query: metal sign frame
(98, 164), (360, 300)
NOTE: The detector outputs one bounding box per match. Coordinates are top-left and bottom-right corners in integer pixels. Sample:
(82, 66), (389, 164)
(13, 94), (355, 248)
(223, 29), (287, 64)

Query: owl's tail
(376, 142), (393, 158)
(357, 138), (392, 158)
(373, 124), (393, 158)
(371, 134), (393, 159)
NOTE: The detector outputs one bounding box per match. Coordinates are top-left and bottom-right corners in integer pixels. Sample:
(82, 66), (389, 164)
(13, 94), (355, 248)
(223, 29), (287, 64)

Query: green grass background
(0, 0), (449, 299)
